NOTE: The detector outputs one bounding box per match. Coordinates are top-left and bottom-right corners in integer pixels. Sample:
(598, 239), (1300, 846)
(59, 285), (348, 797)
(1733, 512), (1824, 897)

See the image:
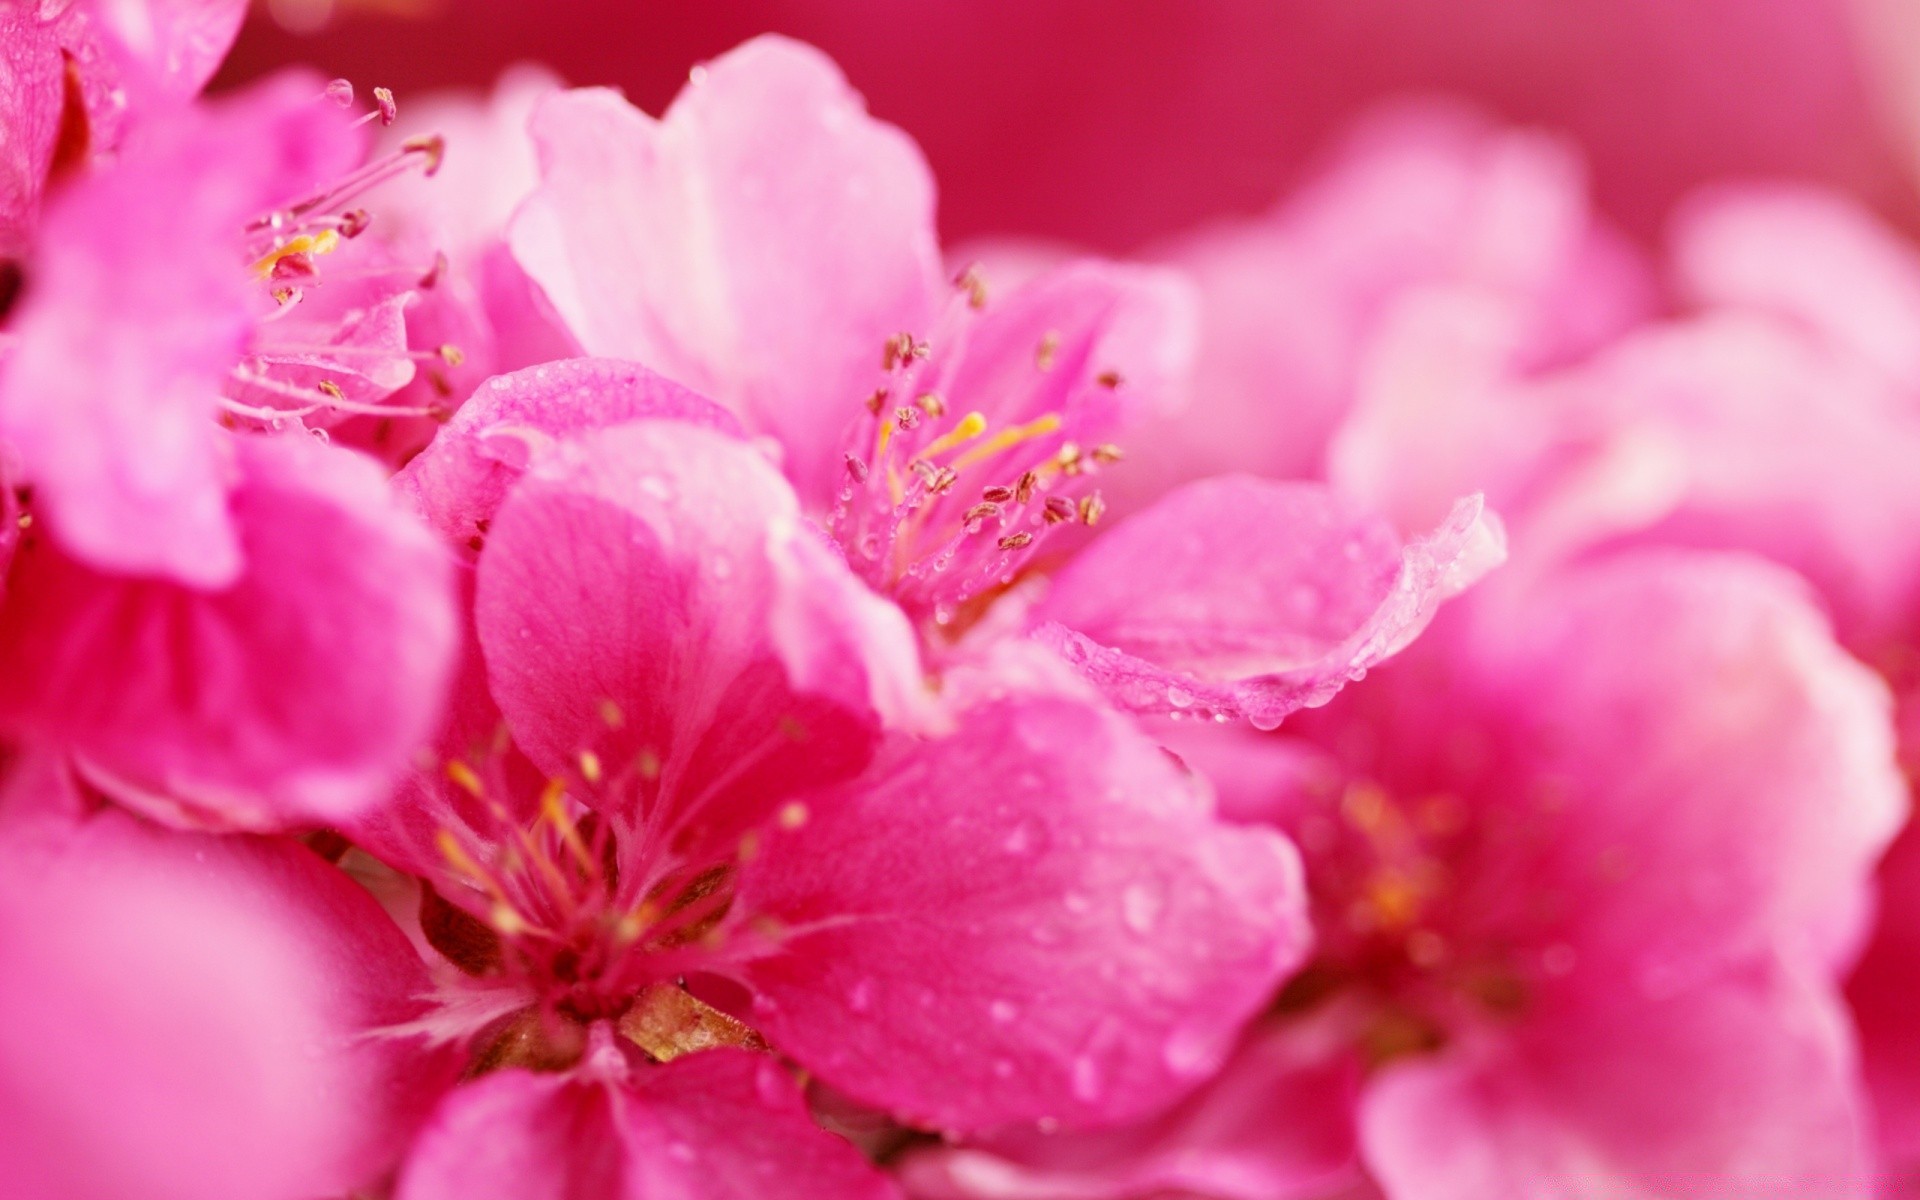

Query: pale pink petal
(0, 432), (458, 831)
(0, 72), (362, 585)
(899, 1019), (1362, 1200)
(1567, 316), (1920, 643)
(510, 35), (941, 504)
(733, 694), (1309, 1132)
(474, 420), (922, 855)
(1673, 184), (1920, 393)
(395, 1051), (896, 1200)
(0, 803), (444, 1200)
(1473, 551), (1907, 982)
(397, 356), (741, 546)
(1034, 480), (1504, 728)
(67, 0), (248, 101)
(1360, 961), (1872, 1200)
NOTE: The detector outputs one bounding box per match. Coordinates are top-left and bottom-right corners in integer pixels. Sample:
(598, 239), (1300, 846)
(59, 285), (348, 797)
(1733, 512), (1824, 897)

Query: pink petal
(398, 356), (742, 547)
(395, 1051), (896, 1200)
(0, 71), (362, 585)
(510, 35), (942, 504)
(65, 0), (248, 103)
(1360, 960), (1872, 1200)
(1673, 184), (1920, 393)
(1566, 316), (1920, 644)
(474, 420), (922, 855)
(1034, 480), (1504, 728)
(732, 694), (1310, 1132)
(0, 802), (443, 1200)
(0, 13), (62, 258)
(899, 1019), (1362, 1200)
(1477, 550), (1908, 983)
(0, 432), (458, 831)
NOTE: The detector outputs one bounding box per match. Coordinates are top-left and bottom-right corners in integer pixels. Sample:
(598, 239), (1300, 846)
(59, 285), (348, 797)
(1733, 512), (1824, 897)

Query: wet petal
(733, 693), (1309, 1132)
(1035, 479), (1504, 728)
(474, 420), (922, 858)
(394, 1051), (896, 1200)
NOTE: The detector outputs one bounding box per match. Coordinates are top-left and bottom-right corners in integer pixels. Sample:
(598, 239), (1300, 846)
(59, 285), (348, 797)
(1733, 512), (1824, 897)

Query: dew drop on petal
(1122, 881), (1165, 934)
(1070, 1054), (1104, 1102)
(1166, 685), (1194, 710)
(848, 978), (874, 1013)
(989, 1000), (1019, 1025)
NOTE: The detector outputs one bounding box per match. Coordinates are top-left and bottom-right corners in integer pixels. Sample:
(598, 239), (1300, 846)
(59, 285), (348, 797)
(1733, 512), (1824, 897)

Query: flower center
(829, 278), (1123, 633)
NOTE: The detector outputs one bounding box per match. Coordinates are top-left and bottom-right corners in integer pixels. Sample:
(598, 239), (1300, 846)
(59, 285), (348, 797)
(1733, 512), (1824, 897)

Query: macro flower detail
(365, 409), (1311, 1192)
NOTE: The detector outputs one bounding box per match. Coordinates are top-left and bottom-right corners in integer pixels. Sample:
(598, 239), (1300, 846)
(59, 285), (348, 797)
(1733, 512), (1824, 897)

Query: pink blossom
(503, 36), (1501, 728)
(363, 405), (1310, 1193)
(0, 0), (248, 256)
(0, 73), (460, 829)
(0, 762), (447, 1200)
(904, 552), (1905, 1199)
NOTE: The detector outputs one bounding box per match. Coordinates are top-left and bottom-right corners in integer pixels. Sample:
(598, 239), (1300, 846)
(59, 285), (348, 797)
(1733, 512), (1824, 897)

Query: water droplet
(1166, 685), (1194, 709)
(1122, 881), (1165, 934)
(1162, 1024), (1218, 1076)
(992, 1058), (1015, 1079)
(989, 1000), (1019, 1025)
(848, 978), (874, 1013)
(1002, 818), (1044, 856)
(1062, 891), (1091, 915)
(1070, 1054), (1103, 1102)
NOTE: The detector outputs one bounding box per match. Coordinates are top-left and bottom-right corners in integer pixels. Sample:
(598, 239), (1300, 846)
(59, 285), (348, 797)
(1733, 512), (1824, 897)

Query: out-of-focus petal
(733, 694), (1309, 1132)
(1847, 825), (1920, 1170)
(0, 71), (361, 585)
(0, 802), (441, 1200)
(1360, 960), (1872, 1200)
(0, 432), (457, 831)
(510, 35), (941, 504)
(1035, 479), (1503, 728)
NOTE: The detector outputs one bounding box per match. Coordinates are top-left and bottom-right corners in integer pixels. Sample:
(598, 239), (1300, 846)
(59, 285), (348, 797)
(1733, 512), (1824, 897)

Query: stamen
(950, 413), (1063, 472)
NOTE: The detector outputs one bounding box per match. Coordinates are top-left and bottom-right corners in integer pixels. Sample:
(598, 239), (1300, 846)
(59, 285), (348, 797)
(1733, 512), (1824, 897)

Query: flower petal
(510, 35), (941, 504)
(394, 1051), (896, 1200)
(732, 693), (1309, 1132)
(398, 356), (742, 547)
(0, 71), (362, 585)
(1034, 479), (1504, 728)
(898, 1019), (1362, 1200)
(1359, 960), (1873, 1200)
(0, 802), (443, 1200)
(474, 420), (922, 856)
(0, 432), (458, 830)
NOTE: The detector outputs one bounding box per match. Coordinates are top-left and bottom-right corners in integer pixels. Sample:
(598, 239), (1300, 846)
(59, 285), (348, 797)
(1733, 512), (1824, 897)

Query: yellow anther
(951, 413), (1064, 471)
(578, 750), (604, 785)
(614, 902), (660, 944)
(738, 831), (762, 862)
(540, 782), (597, 874)
(921, 411), (989, 458)
(436, 828), (487, 879)
(778, 802), (810, 830)
(248, 229), (341, 279)
(445, 759), (484, 797)
(636, 747), (662, 781)
(489, 902), (529, 936)
(1036, 330), (1061, 371)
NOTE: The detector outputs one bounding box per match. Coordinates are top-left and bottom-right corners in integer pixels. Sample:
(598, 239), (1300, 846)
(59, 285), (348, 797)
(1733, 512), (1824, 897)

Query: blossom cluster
(2, 4), (1917, 1199)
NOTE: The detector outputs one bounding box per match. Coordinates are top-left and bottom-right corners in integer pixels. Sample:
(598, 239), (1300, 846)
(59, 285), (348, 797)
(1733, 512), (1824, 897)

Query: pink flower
(0, 0), (248, 257)
(903, 552), (1905, 1199)
(502, 36), (1502, 729)
(363, 401), (1310, 1194)
(0, 761), (446, 1200)
(0, 73), (459, 829)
